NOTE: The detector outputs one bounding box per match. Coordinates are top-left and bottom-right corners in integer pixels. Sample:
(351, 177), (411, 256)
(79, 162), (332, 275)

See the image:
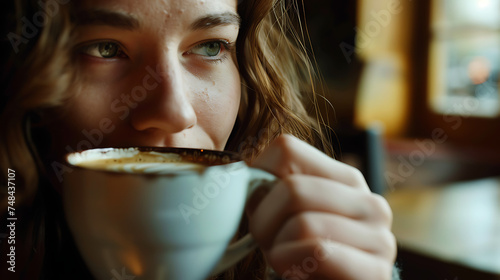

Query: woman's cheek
(193, 70), (240, 148)
(50, 82), (126, 148)
(77, 56), (132, 83)
(214, 70), (240, 126)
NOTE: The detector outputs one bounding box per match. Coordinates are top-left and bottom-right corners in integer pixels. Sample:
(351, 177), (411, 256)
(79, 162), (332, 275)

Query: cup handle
(211, 168), (277, 275)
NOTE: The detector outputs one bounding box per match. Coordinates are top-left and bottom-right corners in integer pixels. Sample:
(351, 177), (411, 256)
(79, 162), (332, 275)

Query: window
(428, 0), (500, 118)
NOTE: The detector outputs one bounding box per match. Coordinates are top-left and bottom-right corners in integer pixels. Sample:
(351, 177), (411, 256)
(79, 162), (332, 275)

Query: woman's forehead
(75, 0), (239, 13)
(75, 0), (239, 34)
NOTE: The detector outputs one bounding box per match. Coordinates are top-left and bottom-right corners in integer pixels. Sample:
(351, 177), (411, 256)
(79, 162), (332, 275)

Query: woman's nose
(130, 57), (197, 133)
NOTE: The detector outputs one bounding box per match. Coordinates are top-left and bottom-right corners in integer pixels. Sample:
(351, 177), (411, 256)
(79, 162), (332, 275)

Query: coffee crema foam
(73, 151), (207, 174)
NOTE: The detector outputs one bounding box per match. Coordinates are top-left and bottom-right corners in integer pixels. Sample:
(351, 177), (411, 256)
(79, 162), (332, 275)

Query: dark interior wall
(302, 1), (363, 127)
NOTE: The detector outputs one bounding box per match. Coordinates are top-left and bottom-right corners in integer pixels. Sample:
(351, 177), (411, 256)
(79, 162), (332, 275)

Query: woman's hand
(247, 134), (397, 280)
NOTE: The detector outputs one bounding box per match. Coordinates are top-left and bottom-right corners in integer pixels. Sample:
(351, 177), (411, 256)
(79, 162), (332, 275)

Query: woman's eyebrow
(75, 9), (140, 30)
(190, 12), (241, 30)
(74, 10), (240, 31)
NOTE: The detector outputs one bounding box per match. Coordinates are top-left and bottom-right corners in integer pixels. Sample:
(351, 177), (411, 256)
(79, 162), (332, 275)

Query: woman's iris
(98, 42), (119, 58)
(203, 42), (221, 56)
(191, 41), (223, 57)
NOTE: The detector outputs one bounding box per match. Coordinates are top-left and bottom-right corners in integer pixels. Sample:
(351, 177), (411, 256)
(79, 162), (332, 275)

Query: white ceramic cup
(62, 147), (276, 280)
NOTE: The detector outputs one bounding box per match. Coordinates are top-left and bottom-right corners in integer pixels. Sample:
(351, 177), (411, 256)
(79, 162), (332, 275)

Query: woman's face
(49, 0), (241, 156)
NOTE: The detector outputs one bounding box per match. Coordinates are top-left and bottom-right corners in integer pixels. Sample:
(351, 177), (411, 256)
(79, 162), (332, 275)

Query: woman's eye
(80, 42), (126, 59)
(189, 41), (226, 57)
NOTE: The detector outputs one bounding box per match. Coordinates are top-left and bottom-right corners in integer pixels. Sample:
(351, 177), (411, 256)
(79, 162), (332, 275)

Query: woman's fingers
(273, 212), (397, 260)
(247, 135), (397, 279)
(251, 134), (370, 192)
(248, 175), (393, 249)
(268, 239), (394, 280)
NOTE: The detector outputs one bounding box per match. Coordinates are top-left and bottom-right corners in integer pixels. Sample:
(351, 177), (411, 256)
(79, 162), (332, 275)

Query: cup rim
(65, 147), (246, 176)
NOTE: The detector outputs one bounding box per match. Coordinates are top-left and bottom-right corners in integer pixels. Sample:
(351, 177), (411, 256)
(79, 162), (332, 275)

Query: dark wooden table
(385, 177), (500, 279)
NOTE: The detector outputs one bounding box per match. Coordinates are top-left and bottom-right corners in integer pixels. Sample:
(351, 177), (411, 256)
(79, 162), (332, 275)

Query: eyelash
(78, 40), (128, 59)
(77, 39), (234, 64)
(187, 40), (234, 64)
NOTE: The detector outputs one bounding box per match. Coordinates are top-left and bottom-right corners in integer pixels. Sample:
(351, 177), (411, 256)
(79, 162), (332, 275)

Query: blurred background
(303, 0), (500, 279)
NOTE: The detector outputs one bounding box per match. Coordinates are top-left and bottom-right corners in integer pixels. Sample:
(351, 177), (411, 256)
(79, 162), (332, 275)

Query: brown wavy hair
(0, 0), (332, 279)
(226, 0), (332, 160)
